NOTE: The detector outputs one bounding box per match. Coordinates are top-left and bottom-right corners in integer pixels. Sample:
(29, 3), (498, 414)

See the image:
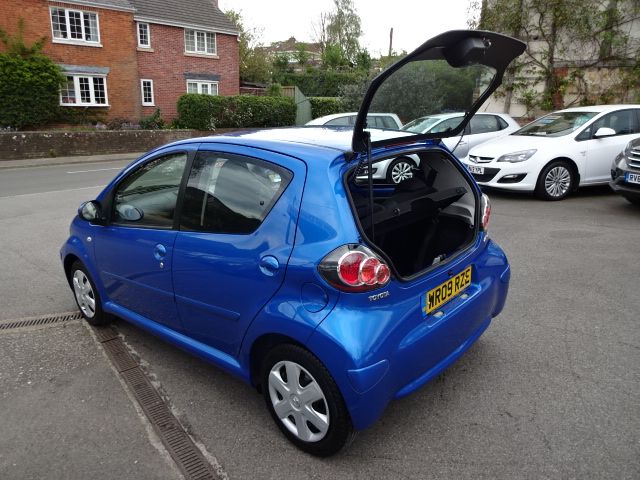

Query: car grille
(627, 147), (640, 169)
(469, 155), (494, 163)
(471, 167), (500, 182)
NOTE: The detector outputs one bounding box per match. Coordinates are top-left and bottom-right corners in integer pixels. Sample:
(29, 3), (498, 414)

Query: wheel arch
(249, 333), (307, 390)
(538, 156), (581, 190)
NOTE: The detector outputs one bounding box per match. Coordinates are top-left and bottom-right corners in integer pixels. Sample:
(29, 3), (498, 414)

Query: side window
(496, 116), (509, 130)
(589, 110), (640, 137)
(113, 152), (187, 227)
(180, 152), (292, 234)
(382, 116), (398, 129)
(470, 115), (499, 134)
(430, 117), (463, 134)
(326, 116), (351, 126)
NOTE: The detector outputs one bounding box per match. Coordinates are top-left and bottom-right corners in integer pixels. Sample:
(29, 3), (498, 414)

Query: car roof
(306, 112), (399, 125)
(556, 104), (640, 114)
(159, 127), (416, 160)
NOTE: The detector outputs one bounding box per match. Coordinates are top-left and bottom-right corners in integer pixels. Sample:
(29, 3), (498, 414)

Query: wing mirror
(593, 127), (616, 138)
(78, 200), (105, 224)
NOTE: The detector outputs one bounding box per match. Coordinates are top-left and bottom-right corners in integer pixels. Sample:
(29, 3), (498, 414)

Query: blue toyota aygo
(62, 31), (525, 456)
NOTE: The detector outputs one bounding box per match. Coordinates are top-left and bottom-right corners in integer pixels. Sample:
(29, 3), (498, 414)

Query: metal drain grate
(95, 326), (222, 480)
(0, 312), (82, 331)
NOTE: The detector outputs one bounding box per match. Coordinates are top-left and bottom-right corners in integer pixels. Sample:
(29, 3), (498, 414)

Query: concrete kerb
(0, 152), (145, 170)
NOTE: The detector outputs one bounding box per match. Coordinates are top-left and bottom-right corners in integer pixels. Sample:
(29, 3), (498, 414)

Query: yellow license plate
(423, 266), (472, 314)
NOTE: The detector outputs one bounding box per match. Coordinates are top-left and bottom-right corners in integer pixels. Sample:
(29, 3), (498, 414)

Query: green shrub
(0, 22), (65, 129)
(139, 108), (165, 130)
(266, 83), (282, 96)
(309, 97), (344, 119)
(275, 71), (366, 97)
(177, 94), (296, 130)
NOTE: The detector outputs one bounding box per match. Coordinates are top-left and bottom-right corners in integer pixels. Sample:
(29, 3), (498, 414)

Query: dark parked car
(611, 137), (640, 204)
(61, 31), (524, 456)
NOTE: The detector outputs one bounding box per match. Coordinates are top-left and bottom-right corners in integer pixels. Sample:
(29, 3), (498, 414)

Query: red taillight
(481, 193), (491, 231)
(338, 251), (366, 285)
(319, 245), (392, 292)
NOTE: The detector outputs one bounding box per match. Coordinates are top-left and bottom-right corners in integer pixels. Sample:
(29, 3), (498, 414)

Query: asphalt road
(1, 160), (639, 479)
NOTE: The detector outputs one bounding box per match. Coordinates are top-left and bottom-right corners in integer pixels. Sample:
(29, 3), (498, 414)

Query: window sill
(137, 46), (154, 52)
(53, 38), (102, 48)
(60, 104), (110, 107)
(184, 52), (219, 59)
(142, 103), (156, 107)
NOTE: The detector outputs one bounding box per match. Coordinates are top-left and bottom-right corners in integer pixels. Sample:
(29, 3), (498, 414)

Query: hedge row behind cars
(177, 94), (296, 130)
(308, 97), (344, 119)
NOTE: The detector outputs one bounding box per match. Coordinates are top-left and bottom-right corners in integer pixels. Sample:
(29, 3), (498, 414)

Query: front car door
(172, 145), (306, 356)
(94, 147), (195, 330)
(579, 109), (640, 184)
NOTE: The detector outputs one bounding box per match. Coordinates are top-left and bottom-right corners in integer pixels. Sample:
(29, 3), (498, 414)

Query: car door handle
(259, 256), (280, 276)
(153, 243), (167, 261)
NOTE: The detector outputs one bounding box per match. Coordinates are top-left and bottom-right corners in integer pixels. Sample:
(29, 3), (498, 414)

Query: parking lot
(0, 160), (638, 479)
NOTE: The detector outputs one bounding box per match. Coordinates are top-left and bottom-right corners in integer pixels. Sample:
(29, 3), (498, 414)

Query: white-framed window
(186, 80), (219, 95)
(137, 22), (150, 48)
(141, 79), (154, 106)
(60, 75), (108, 106)
(184, 29), (216, 55)
(50, 7), (100, 45)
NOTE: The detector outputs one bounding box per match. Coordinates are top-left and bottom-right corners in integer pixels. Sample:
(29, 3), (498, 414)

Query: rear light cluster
(480, 193), (491, 232)
(318, 245), (391, 292)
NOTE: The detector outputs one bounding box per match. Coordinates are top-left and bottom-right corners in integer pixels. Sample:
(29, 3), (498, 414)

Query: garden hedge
(309, 97), (345, 119)
(177, 94), (296, 130)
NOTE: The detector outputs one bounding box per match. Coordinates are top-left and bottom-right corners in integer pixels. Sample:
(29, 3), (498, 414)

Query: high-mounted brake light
(481, 193), (491, 231)
(319, 245), (392, 292)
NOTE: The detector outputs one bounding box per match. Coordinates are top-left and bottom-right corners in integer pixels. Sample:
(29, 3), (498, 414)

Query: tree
(224, 9), (271, 84)
(294, 43), (310, 67)
(472, 0), (640, 110)
(314, 0), (363, 66)
(0, 19), (65, 129)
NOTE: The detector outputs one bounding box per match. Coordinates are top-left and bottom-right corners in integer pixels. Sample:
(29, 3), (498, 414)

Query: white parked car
(462, 105), (640, 200)
(306, 112), (403, 130)
(402, 112), (520, 158)
(361, 112), (519, 184)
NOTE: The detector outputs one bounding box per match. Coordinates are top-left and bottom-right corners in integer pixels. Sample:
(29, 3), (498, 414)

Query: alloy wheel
(72, 269), (96, 318)
(544, 166), (571, 198)
(391, 161), (413, 183)
(267, 360), (329, 442)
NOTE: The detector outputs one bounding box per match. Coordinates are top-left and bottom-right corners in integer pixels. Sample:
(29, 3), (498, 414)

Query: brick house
(0, 0), (238, 122)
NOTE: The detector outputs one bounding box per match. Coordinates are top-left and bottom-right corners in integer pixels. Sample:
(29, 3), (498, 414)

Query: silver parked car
(306, 112), (403, 130)
(363, 112), (520, 184)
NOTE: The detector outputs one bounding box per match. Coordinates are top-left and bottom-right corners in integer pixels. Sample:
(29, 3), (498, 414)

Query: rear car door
(466, 114), (508, 155)
(172, 145), (306, 356)
(94, 147), (194, 330)
(582, 109), (640, 183)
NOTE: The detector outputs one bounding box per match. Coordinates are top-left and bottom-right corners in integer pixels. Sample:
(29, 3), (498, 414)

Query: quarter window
(50, 7), (99, 44)
(184, 29), (216, 55)
(60, 75), (107, 106)
(141, 79), (154, 106)
(187, 80), (218, 95)
(113, 153), (188, 228)
(180, 152), (292, 234)
(137, 22), (150, 48)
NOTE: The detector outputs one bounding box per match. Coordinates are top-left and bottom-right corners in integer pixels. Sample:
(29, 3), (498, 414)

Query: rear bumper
(307, 238), (510, 430)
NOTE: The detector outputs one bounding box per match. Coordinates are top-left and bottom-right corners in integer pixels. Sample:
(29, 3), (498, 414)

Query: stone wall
(0, 130), (220, 160)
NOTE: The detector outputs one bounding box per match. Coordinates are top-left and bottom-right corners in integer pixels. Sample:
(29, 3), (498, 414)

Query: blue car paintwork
(60, 127), (510, 433)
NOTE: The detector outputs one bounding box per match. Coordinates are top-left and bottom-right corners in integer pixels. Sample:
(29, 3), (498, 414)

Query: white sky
(218, 0), (476, 57)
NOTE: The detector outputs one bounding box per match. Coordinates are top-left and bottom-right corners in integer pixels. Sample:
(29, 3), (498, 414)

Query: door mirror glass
(115, 204), (144, 222)
(594, 127), (616, 138)
(78, 201), (102, 222)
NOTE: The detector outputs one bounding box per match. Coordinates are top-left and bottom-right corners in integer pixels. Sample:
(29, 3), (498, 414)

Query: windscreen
(515, 111), (597, 137)
(367, 60), (497, 136)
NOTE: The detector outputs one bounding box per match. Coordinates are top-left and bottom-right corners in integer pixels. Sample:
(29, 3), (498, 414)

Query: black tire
(261, 344), (355, 457)
(386, 157), (416, 184)
(535, 160), (576, 201)
(69, 260), (110, 326)
(623, 195), (640, 206)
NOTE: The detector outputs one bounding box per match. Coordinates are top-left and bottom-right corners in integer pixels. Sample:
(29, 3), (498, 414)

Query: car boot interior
(348, 149), (477, 278)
